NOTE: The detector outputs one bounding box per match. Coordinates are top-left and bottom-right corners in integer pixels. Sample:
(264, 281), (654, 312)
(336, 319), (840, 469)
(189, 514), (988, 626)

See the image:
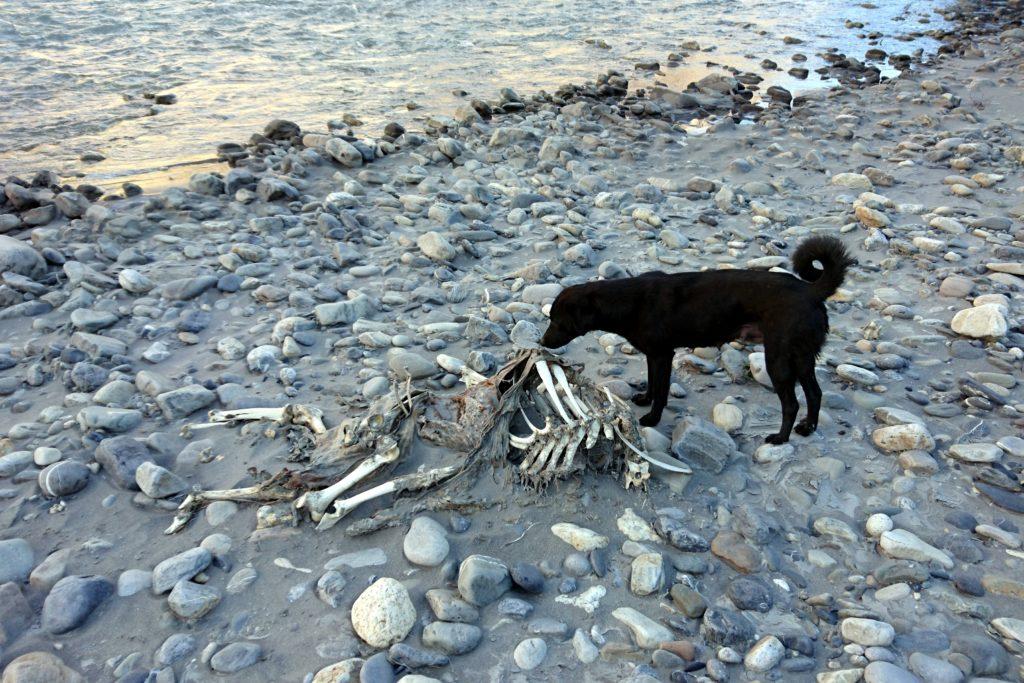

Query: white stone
(630, 553), (664, 596)
(744, 635), (785, 672)
(841, 617), (895, 646)
(617, 508), (659, 542)
(832, 173), (873, 190)
(612, 607), (673, 648)
(554, 585), (606, 615)
(992, 617), (1024, 644)
(878, 529), (953, 568)
(872, 423), (935, 452)
(350, 577), (416, 647)
(550, 523), (608, 551)
(865, 513), (894, 537)
(748, 352), (772, 387)
(712, 402), (744, 433)
(951, 304), (1008, 339)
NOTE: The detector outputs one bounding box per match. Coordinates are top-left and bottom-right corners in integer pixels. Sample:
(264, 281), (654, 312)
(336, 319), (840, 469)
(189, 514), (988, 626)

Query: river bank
(1, 1), (1024, 682)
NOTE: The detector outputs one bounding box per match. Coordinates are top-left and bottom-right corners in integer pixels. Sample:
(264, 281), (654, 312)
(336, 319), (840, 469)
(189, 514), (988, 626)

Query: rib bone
(552, 364), (590, 420)
(316, 465), (460, 531)
(535, 360), (573, 425)
(296, 438), (400, 520)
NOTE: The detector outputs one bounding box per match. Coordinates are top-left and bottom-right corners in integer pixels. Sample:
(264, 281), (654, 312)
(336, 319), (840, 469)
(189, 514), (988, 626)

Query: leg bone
(315, 465), (460, 531)
(296, 439), (400, 520)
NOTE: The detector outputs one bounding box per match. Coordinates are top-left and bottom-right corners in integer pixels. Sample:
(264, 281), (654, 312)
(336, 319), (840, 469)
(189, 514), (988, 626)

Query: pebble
(457, 555), (510, 606)
(744, 635), (785, 672)
(152, 547), (212, 593)
(421, 622), (482, 655)
(612, 607), (673, 648)
(402, 516), (449, 566)
(513, 638), (547, 670)
(167, 580), (221, 619)
(210, 642), (262, 673)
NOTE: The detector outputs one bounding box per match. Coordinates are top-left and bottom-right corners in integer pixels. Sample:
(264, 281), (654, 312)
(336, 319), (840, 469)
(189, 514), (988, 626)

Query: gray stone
(671, 416), (735, 473)
(316, 570), (347, 608)
(388, 351), (436, 381)
(403, 516), (449, 566)
(77, 406), (143, 433)
(152, 547), (213, 594)
(0, 582), (33, 644)
(38, 460), (90, 498)
(701, 608), (756, 649)
(458, 555), (511, 606)
(159, 276), (218, 300)
(117, 569), (152, 596)
(156, 633), (196, 666)
(0, 235), (47, 279)
(0, 538), (34, 584)
(210, 642), (262, 673)
(908, 653), (963, 683)
(167, 580), (221, 619)
(513, 638), (547, 671)
(156, 385), (216, 419)
(135, 462), (187, 499)
(864, 662), (921, 683)
(41, 575), (113, 634)
(93, 436), (152, 489)
(421, 622), (482, 655)
(426, 589), (479, 623)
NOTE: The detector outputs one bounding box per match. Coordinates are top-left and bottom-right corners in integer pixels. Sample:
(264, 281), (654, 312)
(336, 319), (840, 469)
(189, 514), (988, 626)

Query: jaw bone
(184, 404), (326, 435)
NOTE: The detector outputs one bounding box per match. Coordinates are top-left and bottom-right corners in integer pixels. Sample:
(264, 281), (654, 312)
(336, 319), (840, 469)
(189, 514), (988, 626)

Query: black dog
(540, 236), (855, 444)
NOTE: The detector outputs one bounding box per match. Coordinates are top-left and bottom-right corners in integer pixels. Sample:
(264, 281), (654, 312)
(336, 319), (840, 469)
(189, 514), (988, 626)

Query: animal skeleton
(166, 350), (689, 534)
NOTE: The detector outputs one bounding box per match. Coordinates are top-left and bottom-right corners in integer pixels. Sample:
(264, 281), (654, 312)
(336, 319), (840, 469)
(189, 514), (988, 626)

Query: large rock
(93, 436), (152, 489)
(0, 538), (34, 584)
(0, 652), (84, 683)
(951, 304), (1008, 339)
(76, 406), (142, 433)
(671, 416), (735, 473)
(457, 555), (511, 606)
(351, 578), (416, 647)
(209, 643), (262, 673)
(0, 235), (47, 279)
(41, 575), (113, 634)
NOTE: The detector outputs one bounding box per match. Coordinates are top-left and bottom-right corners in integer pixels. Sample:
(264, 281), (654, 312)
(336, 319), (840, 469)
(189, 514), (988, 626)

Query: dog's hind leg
(765, 353), (798, 444)
(639, 352), (672, 427)
(794, 362), (822, 437)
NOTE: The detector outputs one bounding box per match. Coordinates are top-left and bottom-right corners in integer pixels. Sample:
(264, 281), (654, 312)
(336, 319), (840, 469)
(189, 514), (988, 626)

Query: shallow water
(0, 0), (947, 186)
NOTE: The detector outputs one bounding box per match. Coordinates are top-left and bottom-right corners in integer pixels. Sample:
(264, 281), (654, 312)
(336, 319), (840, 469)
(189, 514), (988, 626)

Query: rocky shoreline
(2, 1), (1024, 682)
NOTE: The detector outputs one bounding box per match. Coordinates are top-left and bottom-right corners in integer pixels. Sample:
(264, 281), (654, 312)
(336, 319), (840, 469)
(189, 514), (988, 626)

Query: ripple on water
(0, 0), (948, 183)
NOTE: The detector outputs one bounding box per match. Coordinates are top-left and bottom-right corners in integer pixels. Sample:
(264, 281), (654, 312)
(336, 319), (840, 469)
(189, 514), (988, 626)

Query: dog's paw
(794, 421), (817, 437)
(638, 412), (660, 427)
(764, 433), (789, 445)
(632, 392), (652, 407)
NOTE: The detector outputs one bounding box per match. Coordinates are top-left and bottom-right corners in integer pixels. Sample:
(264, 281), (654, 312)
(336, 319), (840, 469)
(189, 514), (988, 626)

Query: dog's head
(540, 285), (596, 349)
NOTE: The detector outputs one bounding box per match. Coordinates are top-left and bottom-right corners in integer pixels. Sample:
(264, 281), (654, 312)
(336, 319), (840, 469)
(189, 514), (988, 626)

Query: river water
(0, 0), (947, 188)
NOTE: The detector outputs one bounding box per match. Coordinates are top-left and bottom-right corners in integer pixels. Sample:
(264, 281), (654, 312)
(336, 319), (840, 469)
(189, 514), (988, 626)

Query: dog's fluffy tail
(792, 235), (855, 300)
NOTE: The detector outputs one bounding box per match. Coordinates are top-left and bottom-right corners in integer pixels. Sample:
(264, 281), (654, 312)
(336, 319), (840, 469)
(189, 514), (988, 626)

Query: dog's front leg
(639, 353), (672, 427)
(632, 356), (655, 407)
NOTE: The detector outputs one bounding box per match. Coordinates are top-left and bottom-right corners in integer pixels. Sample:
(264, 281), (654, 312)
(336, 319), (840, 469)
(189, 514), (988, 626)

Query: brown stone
(657, 640), (696, 661)
(711, 532), (763, 573)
